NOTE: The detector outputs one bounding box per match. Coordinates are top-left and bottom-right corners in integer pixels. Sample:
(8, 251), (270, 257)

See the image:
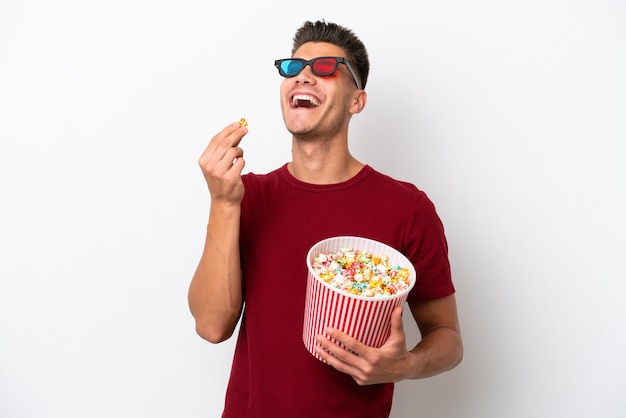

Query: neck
(287, 136), (364, 184)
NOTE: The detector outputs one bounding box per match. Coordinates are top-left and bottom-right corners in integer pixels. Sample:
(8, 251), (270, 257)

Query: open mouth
(291, 94), (320, 108)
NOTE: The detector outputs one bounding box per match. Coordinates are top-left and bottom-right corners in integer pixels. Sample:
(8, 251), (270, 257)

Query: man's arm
(188, 121), (248, 343)
(315, 294), (463, 385)
(405, 294), (463, 378)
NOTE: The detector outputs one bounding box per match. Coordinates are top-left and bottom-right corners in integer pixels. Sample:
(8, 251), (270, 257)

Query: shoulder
(365, 167), (431, 205)
(242, 164), (286, 189)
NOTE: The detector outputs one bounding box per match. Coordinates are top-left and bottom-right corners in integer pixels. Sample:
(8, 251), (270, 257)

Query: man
(188, 20), (463, 418)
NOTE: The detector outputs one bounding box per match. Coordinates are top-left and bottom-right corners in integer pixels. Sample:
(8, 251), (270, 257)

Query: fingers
(221, 120), (248, 148)
(198, 121), (249, 202)
(200, 121), (248, 168)
(314, 306), (409, 385)
(315, 334), (362, 376)
(324, 328), (364, 356)
(317, 331), (362, 359)
(315, 328), (369, 376)
(320, 305), (404, 359)
(211, 145), (244, 175)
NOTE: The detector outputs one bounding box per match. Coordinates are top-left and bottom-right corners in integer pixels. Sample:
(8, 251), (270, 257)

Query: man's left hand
(315, 306), (416, 385)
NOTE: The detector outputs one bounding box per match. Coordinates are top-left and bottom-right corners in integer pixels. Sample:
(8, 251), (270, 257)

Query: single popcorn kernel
(239, 117), (248, 127)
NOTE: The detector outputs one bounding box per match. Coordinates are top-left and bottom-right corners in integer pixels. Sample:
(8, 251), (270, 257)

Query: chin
(285, 118), (312, 136)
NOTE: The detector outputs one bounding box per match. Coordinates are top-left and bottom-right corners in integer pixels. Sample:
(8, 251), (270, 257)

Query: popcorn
(303, 237), (417, 357)
(311, 247), (411, 297)
(239, 117), (248, 127)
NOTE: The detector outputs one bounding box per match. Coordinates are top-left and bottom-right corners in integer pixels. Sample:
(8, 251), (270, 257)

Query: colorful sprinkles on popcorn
(311, 247), (411, 297)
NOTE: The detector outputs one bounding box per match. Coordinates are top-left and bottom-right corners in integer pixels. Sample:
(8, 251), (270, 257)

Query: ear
(349, 90), (367, 114)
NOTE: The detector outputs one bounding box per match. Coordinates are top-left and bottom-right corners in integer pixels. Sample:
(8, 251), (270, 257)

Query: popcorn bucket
(302, 236), (417, 361)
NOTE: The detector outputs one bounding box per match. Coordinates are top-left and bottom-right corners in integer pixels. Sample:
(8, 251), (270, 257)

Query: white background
(1, 1), (625, 417)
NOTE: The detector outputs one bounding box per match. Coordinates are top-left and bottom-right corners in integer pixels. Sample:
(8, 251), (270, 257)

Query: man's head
(290, 20), (369, 90)
(275, 20), (369, 142)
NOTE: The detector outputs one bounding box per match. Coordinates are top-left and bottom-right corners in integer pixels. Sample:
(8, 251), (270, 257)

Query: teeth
(292, 94), (320, 106)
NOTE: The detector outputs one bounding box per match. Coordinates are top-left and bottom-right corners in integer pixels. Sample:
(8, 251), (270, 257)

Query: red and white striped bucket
(303, 236), (417, 361)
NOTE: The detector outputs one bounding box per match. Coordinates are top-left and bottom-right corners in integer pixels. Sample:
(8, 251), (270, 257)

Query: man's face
(279, 42), (359, 141)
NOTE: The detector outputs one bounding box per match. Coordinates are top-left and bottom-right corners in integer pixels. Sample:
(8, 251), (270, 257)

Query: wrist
(404, 348), (428, 380)
(210, 198), (241, 215)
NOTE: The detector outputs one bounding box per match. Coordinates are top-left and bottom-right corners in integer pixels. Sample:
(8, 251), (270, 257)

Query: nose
(294, 64), (316, 85)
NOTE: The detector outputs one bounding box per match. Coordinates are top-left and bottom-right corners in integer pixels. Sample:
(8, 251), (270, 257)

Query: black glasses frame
(274, 56), (362, 90)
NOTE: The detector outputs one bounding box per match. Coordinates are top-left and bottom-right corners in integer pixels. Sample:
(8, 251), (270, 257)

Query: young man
(189, 20), (463, 418)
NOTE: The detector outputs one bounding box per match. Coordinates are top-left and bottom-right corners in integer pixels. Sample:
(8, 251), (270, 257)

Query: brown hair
(291, 20), (370, 89)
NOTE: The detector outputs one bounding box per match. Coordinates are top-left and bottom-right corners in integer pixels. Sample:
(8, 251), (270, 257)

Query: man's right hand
(198, 121), (248, 205)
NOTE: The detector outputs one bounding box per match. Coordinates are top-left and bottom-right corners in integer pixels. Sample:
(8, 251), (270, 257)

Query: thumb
(388, 305), (406, 342)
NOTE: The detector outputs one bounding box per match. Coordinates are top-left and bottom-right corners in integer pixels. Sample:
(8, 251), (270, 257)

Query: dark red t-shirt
(222, 164), (454, 417)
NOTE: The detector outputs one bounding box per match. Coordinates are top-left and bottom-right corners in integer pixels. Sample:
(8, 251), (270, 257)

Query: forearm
(405, 326), (463, 379)
(404, 295), (463, 379)
(188, 202), (243, 343)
